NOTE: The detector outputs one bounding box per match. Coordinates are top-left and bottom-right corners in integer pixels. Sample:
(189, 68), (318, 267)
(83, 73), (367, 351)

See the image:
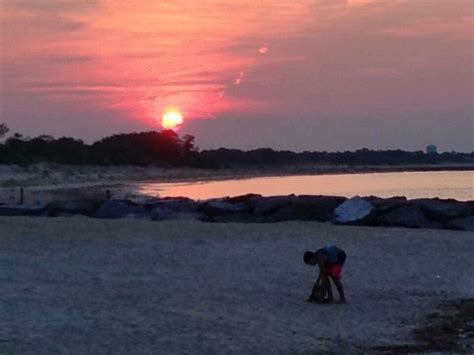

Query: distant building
(426, 144), (438, 154)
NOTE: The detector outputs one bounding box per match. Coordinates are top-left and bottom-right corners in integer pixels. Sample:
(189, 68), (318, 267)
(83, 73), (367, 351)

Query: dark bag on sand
(307, 282), (327, 303)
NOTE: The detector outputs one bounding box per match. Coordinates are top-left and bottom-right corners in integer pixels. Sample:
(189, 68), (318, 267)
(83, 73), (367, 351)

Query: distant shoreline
(1, 163), (474, 189)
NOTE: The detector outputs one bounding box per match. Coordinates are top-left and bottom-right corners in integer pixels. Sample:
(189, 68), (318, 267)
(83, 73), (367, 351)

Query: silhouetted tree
(0, 124), (9, 139)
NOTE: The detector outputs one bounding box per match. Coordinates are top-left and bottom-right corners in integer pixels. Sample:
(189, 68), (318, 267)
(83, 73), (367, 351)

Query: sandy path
(0, 217), (472, 354)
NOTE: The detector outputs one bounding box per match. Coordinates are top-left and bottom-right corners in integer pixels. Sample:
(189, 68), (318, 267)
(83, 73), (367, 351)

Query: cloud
(346, 0), (377, 6)
(233, 72), (245, 86)
(384, 16), (473, 39)
(3, 0), (100, 13)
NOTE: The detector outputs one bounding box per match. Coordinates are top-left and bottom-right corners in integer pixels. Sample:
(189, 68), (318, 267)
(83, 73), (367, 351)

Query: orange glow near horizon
(162, 110), (184, 130)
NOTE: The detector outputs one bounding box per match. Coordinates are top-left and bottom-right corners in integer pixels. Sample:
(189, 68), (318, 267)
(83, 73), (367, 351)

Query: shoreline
(1, 163), (474, 188)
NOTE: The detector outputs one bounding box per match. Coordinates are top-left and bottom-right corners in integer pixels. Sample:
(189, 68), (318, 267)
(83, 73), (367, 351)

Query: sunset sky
(1, 0), (473, 151)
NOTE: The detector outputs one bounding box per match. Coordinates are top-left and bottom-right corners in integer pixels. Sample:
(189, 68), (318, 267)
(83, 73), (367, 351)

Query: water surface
(134, 171), (474, 201)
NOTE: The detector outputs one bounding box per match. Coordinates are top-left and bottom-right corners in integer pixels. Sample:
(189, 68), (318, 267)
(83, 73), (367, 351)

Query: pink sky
(1, 0), (473, 151)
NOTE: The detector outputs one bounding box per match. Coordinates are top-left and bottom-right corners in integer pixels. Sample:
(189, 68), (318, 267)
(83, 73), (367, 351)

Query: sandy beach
(0, 217), (472, 353)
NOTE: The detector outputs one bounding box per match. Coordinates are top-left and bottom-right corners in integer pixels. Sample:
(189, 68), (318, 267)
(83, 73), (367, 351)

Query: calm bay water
(135, 171), (474, 201)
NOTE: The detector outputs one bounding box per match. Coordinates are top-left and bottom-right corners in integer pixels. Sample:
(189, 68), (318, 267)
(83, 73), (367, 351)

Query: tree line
(0, 124), (473, 167)
(0, 128), (204, 167)
(200, 148), (474, 167)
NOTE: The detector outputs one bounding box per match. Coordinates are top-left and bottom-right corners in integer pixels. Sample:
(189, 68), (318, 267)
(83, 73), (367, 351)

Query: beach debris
(334, 196), (374, 224)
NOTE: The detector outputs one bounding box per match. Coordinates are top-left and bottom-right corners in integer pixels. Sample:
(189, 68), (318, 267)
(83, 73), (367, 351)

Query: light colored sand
(0, 217), (472, 354)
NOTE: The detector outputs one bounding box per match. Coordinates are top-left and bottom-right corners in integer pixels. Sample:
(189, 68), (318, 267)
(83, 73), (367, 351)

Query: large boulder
(413, 198), (470, 221)
(227, 194), (263, 210)
(145, 197), (199, 213)
(150, 207), (177, 221)
(94, 200), (147, 219)
(333, 196), (375, 224)
(365, 196), (408, 213)
(448, 216), (474, 231)
(46, 199), (102, 217)
(266, 195), (346, 222)
(150, 205), (207, 222)
(213, 211), (257, 223)
(253, 195), (299, 217)
(198, 199), (249, 218)
(0, 204), (48, 217)
(376, 204), (439, 229)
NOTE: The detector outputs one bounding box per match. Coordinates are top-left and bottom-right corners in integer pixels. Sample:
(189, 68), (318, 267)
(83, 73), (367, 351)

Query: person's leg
(322, 268), (334, 303)
(322, 277), (333, 302)
(331, 276), (346, 303)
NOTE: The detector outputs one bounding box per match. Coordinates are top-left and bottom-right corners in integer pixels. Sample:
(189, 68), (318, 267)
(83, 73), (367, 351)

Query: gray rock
(365, 196), (408, 213)
(265, 195), (346, 222)
(227, 194), (263, 209)
(145, 197), (198, 213)
(199, 199), (249, 217)
(253, 195), (298, 216)
(448, 216), (474, 231)
(94, 200), (146, 219)
(213, 211), (257, 223)
(150, 207), (177, 221)
(0, 204), (48, 216)
(334, 196), (375, 224)
(377, 204), (439, 229)
(47, 199), (101, 217)
(413, 198), (470, 221)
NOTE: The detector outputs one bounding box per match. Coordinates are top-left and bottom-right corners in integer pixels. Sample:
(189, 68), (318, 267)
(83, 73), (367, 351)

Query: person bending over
(304, 245), (346, 304)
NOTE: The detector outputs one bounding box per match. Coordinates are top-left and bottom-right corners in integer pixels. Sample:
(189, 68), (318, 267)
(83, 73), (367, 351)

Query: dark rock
(334, 196), (375, 225)
(199, 199), (249, 217)
(145, 197), (199, 213)
(265, 195), (346, 222)
(448, 216), (474, 231)
(365, 196), (408, 213)
(377, 204), (440, 229)
(0, 204), (47, 216)
(213, 211), (257, 223)
(150, 207), (177, 221)
(413, 198), (470, 221)
(227, 194), (263, 209)
(253, 195), (299, 217)
(46, 199), (102, 217)
(466, 201), (474, 215)
(94, 200), (147, 219)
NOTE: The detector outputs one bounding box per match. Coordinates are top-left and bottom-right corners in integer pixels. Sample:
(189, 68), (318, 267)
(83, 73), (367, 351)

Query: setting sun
(161, 110), (184, 129)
